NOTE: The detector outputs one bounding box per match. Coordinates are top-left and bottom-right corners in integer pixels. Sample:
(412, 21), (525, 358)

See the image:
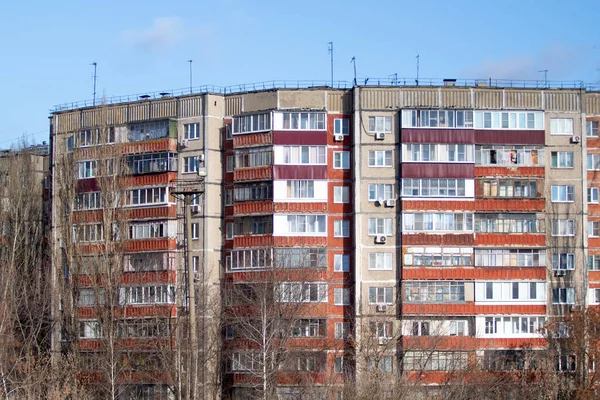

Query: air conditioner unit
(197, 167), (207, 177)
(376, 304), (388, 313)
(375, 235), (387, 244)
(334, 134), (344, 142)
(555, 270), (566, 277)
(384, 199), (396, 208)
(378, 337), (389, 346)
(191, 205), (200, 214)
(180, 139), (189, 148)
(571, 136), (581, 144)
(375, 198), (384, 206)
(375, 132), (385, 140)
(198, 153), (205, 162)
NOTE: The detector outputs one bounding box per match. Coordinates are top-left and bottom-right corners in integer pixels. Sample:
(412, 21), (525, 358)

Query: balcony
(127, 152), (178, 175)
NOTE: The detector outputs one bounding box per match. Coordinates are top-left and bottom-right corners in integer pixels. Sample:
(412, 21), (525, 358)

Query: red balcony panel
(402, 200), (475, 211)
(234, 201), (274, 215)
(125, 172), (176, 187)
(233, 132), (272, 148)
(273, 236), (328, 247)
(401, 129), (475, 144)
(402, 234), (474, 246)
(78, 305), (176, 319)
(474, 305), (546, 314)
(474, 130), (545, 145)
(273, 202), (328, 213)
(590, 238), (600, 248)
(226, 269), (328, 283)
(589, 271), (600, 283)
(589, 203), (600, 215)
(122, 270), (176, 285)
(78, 340), (100, 350)
(233, 235), (274, 248)
(278, 371), (328, 385)
(273, 165), (328, 180)
(473, 267), (546, 280)
(588, 171), (600, 182)
(401, 163), (474, 179)
(402, 303), (475, 315)
(476, 337), (546, 348)
(129, 205), (177, 220)
(401, 267), (475, 280)
(124, 238), (177, 252)
(475, 166), (545, 177)
(120, 138), (177, 154)
(234, 167), (272, 182)
(474, 233), (546, 246)
(401, 336), (478, 350)
(474, 199), (545, 212)
(272, 131), (327, 145)
(73, 209), (103, 223)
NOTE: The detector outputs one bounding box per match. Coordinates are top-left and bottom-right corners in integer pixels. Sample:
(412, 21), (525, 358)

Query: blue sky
(1, 0), (598, 149)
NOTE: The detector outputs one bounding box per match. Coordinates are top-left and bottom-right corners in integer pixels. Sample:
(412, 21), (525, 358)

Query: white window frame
(333, 151), (350, 169)
(588, 154), (600, 171)
(334, 322), (349, 339)
(191, 223), (199, 240)
(368, 287), (394, 305)
(78, 160), (97, 179)
(286, 180), (315, 199)
(334, 220), (350, 238)
(589, 221), (599, 238)
(551, 151), (574, 168)
(368, 184), (394, 201)
(589, 255), (600, 271)
(369, 253), (393, 270)
(368, 150), (393, 167)
(552, 253), (575, 270)
(587, 121), (599, 138)
(552, 219), (575, 237)
(551, 185), (575, 203)
(226, 156), (234, 172)
(334, 186), (350, 203)
(334, 288), (350, 305)
(589, 188), (599, 204)
(334, 254), (350, 272)
(550, 118), (574, 135)
(368, 116), (392, 132)
(334, 118), (350, 135)
(286, 215), (327, 234)
(184, 123), (200, 140)
(552, 288), (575, 304)
(368, 218), (393, 236)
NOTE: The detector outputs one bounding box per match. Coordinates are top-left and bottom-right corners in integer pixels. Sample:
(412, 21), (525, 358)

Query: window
(78, 161), (97, 179)
(75, 192), (102, 210)
(281, 145), (326, 164)
(552, 219), (575, 236)
(128, 152), (178, 175)
(552, 254), (575, 270)
(588, 154), (600, 170)
(475, 215), (543, 234)
(475, 249), (546, 267)
(368, 218), (393, 235)
(333, 152), (350, 169)
(588, 255), (600, 271)
(402, 178), (467, 197)
(233, 217), (272, 236)
(278, 282), (328, 303)
(368, 184), (394, 201)
(334, 220), (350, 237)
(128, 187), (167, 206)
(226, 156), (234, 172)
(120, 285), (176, 305)
(334, 357), (345, 373)
(405, 281), (465, 303)
(73, 224), (104, 242)
(551, 152), (574, 168)
(235, 147), (272, 168)
(274, 248), (327, 269)
(286, 215), (326, 234)
(78, 129), (97, 147)
(183, 156), (198, 173)
(368, 356), (393, 373)
(478, 281), (546, 302)
(78, 288), (105, 306)
(191, 223), (199, 240)
(129, 222), (169, 239)
(551, 186), (575, 202)
(402, 213), (473, 232)
(184, 123), (200, 140)
(449, 321), (466, 336)
(65, 136), (74, 152)
(369, 253), (393, 270)
(286, 180), (314, 199)
(281, 112), (326, 130)
(589, 188), (599, 204)
(476, 146), (543, 166)
(482, 179), (537, 198)
(473, 111), (543, 130)
(404, 143), (474, 162)
(225, 223), (233, 240)
(334, 322), (350, 339)
(402, 110), (474, 128)
(129, 120), (169, 142)
(230, 352), (259, 372)
(557, 354), (577, 372)
(334, 254), (350, 272)
(225, 189), (233, 206)
(552, 288), (575, 304)
(79, 321), (102, 339)
(290, 319), (327, 338)
(334, 288), (350, 305)
(126, 253), (171, 272)
(368, 287), (393, 304)
(588, 121), (599, 138)
(483, 317), (546, 336)
(370, 321), (394, 338)
(334, 186), (349, 203)
(234, 183), (272, 202)
(227, 249), (273, 271)
(411, 321), (430, 336)
(403, 351), (468, 371)
(589, 221), (599, 237)
(334, 118), (350, 135)
(405, 250), (472, 267)
(368, 150), (393, 167)
(117, 319), (170, 338)
(232, 113), (271, 134)
(550, 118), (574, 135)
(368, 116), (392, 132)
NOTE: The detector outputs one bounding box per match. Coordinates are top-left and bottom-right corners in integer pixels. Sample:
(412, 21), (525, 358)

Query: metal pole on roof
(91, 62), (97, 106)
(188, 60), (193, 94)
(328, 42), (334, 88)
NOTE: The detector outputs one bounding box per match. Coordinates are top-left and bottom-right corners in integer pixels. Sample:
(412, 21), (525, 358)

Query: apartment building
(49, 82), (600, 398)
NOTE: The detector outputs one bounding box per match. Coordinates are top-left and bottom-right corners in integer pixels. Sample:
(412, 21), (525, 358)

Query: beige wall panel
(327, 91), (353, 113)
(441, 89), (471, 108)
(505, 90), (542, 109)
(225, 96), (242, 116)
(179, 97), (203, 118)
(55, 112), (81, 134)
(401, 88), (439, 108)
(278, 90), (325, 110)
(150, 99), (177, 119)
(105, 106), (127, 125)
(81, 109), (101, 128)
(473, 89), (502, 109)
(544, 91), (580, 112)
(128, 103), (150, 121)
(243, 91), (277, 112)
(586, 93), (600, 116)
(361, 89), (400, 109)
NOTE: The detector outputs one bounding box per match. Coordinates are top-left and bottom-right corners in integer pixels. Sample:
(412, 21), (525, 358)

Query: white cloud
(120, 17), (197, 52)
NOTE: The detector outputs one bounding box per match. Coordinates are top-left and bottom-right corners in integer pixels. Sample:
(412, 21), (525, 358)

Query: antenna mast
(350, 57), (357, 86)
(416, 54), (420, 86)
(188, 60), (193, 94)
(91, 62), (97, 106)
(538, 69), (548, 88)
(328, 42), (334, 88)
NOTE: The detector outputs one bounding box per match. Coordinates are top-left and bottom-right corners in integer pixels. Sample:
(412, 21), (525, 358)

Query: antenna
(389, 73), (398, 85)
(416, 54), (420, 86)
(188, 60), (193, 94)
(328, 42), (334, 88)
(350, 57), (357, 86)
(538, 69), (548, 88)
(91, 62), (97, 106)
